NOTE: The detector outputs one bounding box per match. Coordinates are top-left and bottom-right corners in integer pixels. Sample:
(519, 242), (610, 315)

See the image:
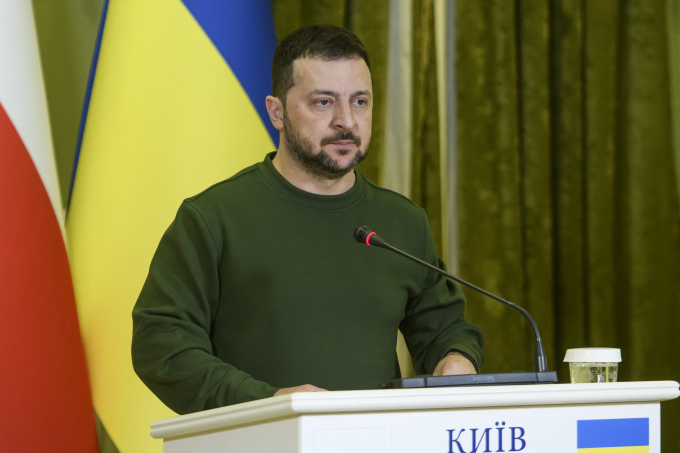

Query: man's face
(280, 57), (373, 180)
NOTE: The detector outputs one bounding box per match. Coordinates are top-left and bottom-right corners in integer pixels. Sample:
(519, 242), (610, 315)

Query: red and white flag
(0, 3), (98, 450)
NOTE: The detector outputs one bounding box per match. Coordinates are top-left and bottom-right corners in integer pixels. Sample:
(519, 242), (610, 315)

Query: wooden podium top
(150, 380), (679, 440)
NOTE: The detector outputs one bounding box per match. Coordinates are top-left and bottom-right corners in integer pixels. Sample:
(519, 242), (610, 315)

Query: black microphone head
(354, 226), (372, 244)
(354, 226), (390, 248)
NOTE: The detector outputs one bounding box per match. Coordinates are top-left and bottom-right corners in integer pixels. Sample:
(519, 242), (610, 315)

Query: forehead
(290, 57), (373, 95)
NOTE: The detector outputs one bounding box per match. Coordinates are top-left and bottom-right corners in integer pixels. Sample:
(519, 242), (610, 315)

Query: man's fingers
(433, 352), (477, 376)
(274, 384), (328, 396)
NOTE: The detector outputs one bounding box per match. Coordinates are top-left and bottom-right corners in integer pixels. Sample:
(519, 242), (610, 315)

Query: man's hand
(274, 384), (328, 396)
(433, 351), (477, 376)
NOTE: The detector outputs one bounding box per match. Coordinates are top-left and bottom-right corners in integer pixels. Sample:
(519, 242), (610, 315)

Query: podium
(151, 381), (679, 452)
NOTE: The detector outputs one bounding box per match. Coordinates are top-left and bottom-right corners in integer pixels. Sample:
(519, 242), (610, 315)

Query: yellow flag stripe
(578, 447), (649, 452)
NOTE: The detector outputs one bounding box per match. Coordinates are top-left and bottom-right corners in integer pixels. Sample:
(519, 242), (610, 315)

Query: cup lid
(563, 347), (622, 363)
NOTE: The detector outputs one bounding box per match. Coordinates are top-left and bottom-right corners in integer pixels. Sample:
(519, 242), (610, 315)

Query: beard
(283, 114), (369, 180)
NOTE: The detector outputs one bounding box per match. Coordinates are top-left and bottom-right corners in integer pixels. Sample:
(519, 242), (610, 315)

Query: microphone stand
(354, 226), (558, 388)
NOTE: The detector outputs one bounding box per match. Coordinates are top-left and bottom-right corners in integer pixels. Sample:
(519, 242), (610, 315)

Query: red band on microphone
(366, 231), (376, 246)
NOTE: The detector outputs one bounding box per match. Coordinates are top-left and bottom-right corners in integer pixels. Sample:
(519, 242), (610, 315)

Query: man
(132, 24), (484, 415)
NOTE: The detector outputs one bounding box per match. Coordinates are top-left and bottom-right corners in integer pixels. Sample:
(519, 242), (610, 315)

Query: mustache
(320, 131), (361, 147)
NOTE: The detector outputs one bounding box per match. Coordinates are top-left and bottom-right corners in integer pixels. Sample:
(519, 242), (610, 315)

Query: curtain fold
(410, 0), (444, 252)
(515, 0), (556, 368)
(455, 0), (532, 372)
(582, 0), (619, 349)
(383, 0), (414, 199)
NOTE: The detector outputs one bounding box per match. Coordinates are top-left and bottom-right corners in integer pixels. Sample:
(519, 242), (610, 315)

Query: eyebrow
(309, 89), (372, 97)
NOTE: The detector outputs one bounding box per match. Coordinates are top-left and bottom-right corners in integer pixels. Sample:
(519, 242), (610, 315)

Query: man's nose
(332, 103), (356, 129)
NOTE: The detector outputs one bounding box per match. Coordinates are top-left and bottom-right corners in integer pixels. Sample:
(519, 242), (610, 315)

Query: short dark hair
(271, 24), (372, 104)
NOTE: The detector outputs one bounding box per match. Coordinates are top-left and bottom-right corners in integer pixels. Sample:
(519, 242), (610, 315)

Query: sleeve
(131, 201), (277, 415)
(398, 214), (485, 375)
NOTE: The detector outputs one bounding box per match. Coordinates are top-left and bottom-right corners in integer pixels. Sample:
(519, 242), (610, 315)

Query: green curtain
(410, 0), (445, 252)
(670, 0), (680, 204)
(455, 0), (680, 450)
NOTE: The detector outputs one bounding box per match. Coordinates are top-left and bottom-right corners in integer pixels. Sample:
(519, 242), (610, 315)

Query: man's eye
(317, 99), (330, 106)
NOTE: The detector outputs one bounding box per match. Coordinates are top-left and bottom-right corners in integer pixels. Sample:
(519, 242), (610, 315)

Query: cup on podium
(564, 347), (622, 383)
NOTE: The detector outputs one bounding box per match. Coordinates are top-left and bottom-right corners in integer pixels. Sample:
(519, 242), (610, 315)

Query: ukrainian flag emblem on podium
(577, 418), (649, 452)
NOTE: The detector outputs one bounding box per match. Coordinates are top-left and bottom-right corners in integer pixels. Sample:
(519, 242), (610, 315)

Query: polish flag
(0, 3), (98, 451)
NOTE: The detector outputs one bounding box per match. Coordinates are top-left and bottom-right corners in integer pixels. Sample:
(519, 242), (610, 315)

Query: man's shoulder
(360, 174), (425, 216)
(186, 161), (262, 205)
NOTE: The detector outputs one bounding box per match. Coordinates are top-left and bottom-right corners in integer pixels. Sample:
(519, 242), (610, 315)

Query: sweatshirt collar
(258, 152), (366, 210)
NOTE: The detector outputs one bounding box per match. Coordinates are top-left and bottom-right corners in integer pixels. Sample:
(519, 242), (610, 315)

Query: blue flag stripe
(577, 418), (649, 448)
(180, 0), (278, 144)
(68, 0), (109, 213)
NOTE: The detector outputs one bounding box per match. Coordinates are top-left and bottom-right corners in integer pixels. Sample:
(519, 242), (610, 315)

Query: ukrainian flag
(67, 1), (276, 451)
(577, 418), (649, 452)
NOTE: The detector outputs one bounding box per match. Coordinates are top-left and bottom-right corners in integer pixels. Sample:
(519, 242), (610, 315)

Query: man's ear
(265, 96), (284, 131)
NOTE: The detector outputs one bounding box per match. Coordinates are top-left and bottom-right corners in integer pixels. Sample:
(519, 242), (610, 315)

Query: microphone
(354, 225), (558, 388)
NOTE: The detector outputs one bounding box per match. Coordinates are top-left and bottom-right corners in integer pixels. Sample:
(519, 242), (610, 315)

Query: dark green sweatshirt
(132, 153), (484, 414)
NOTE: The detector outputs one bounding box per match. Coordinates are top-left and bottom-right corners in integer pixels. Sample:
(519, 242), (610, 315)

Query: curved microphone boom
(354, 225), (555, 383)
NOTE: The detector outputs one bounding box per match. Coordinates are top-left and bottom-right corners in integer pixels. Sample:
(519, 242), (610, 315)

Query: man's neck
(271, 151), (356, 196)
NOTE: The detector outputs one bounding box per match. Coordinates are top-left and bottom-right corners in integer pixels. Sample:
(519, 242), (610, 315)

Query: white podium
(151, 381), (679, 452)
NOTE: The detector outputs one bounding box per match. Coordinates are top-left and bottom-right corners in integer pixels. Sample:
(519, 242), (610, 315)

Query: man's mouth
(321, 132), (361, 147)
(331, 140), (355, 146)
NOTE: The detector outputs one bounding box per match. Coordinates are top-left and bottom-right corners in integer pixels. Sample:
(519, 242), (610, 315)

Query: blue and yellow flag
(577, 418), (649, 452)
(67, 1), (277, 451)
